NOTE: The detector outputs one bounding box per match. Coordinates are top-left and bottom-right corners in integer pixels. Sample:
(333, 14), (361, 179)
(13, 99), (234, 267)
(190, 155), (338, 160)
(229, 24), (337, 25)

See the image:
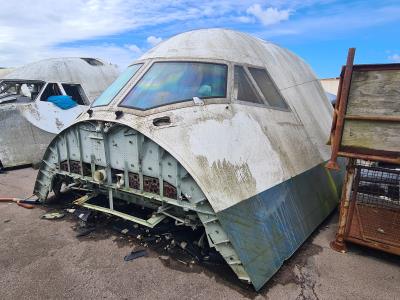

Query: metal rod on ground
(0, 197), (35, 209)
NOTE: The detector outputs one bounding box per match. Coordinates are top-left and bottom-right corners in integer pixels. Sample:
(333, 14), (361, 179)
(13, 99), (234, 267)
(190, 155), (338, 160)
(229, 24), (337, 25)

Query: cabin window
(80, 58), (103, 66)
(234, 66), (264, 104)
(62, 84), (87, 105)
(119, 62), (227, 110)
(248, 67), (289, 110)
(92, 63), (143, 107)
(40, 83), (62, 101)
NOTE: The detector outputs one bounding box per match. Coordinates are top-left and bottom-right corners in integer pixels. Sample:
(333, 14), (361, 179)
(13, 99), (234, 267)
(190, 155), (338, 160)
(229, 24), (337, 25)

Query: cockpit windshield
(0, 80), (44, 104)
(92, 63), (143, 107)
(119, 62), (227, 110)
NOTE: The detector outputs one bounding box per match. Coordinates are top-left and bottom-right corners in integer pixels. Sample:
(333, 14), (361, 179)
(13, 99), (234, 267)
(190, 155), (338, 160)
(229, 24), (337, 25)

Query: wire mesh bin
(345, 160), (400, 254)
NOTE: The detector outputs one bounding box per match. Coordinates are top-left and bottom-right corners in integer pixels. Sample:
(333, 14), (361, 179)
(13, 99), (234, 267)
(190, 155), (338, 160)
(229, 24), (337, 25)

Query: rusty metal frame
(327, 66), (345, 147)
(330, 158), (356, 252)
(332, 161), (400, 255)
(326, 48), (400, 169)
(326, 48), (356, 170)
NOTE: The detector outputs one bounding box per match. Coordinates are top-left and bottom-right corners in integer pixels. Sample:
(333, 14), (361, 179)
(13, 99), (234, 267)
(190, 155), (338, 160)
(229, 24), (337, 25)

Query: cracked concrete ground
(1, 167), (399, 299)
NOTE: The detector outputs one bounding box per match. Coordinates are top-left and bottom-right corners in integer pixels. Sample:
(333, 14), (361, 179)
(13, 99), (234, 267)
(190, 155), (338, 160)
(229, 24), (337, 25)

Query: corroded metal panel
(0, 104), (55, 167)
(217, 163), (343, 290)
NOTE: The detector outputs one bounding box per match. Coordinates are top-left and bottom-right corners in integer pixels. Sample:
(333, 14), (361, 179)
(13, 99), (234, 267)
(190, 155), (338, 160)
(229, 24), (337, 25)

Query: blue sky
(0, 0), (399, 78)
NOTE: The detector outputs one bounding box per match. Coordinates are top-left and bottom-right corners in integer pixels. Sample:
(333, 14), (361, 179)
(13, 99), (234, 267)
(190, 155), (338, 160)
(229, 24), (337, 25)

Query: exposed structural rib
(34, 120), (251, 283)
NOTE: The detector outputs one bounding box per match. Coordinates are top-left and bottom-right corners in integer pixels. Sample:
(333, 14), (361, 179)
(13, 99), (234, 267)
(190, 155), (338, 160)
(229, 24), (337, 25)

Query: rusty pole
(326, 48), (356, 170)
(330, 158), (356, 253)
(337, 151), (400, 165)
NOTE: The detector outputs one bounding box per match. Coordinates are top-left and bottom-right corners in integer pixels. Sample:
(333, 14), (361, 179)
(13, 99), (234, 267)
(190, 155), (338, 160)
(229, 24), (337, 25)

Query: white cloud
(236, 16), (254, 24)
(0, 0), (399, 69)
(0, 0), (253, 68)
(254, 4), (400, 42)
(388, 54), (400, 62)
(146, 36), (163, 47)
(246, 4), (291, 26)
(124, 44), (142, 55)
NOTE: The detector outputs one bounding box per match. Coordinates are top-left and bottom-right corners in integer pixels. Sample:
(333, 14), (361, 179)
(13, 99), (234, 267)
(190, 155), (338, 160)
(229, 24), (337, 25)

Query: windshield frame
(89, 58), (232, 117)
(117, 60), (229, 111)
(231, 63), (291, 112)
(90, 63), (144, 108)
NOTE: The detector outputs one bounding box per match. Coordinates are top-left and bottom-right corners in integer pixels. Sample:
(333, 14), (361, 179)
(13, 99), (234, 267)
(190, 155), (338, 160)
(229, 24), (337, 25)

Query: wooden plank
(341, 120), (400, 153)
(347, 70), (400, 116)
(327, 49), (400, 165)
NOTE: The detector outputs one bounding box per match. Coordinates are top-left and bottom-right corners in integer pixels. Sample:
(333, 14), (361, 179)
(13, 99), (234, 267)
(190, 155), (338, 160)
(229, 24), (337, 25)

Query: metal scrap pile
(42, 193), (225, 266)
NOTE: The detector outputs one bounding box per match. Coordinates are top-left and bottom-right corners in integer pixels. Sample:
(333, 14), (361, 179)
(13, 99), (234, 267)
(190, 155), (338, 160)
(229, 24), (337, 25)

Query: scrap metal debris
(124, 248), (148, 261)
(109, 217), (224, 266)
(35, 192), (226, 273)
(76, 227), (96, 237)
(73, 209), (92, 222)
(41, 212), (65, 220)
(63, 203), (225, 266)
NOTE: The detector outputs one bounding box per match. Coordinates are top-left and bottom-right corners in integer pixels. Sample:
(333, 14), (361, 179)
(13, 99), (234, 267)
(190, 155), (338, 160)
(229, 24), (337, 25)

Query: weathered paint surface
(0, 57), (119, 167)
(0, 103), (55, 167)
(74, 105), (327, 213)
(217, 162), (343, 290)
(19, 101), (86, 134)
(34, 29), (344, 289)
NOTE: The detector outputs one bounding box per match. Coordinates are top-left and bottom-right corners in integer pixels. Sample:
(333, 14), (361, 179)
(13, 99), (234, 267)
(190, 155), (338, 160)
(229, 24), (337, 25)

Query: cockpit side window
(234, 65), (264, 104)
(92, 63), (143, 107)
(62, 84), (88, 105)
(119, 62), (228, 110)
(0, 81), (44, 103)
(40, 83), (62, 101)
(248, 67), (289, 110)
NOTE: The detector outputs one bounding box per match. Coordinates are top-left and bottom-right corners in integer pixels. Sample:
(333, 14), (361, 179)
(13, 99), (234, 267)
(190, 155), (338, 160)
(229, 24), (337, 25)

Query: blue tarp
(47, 95), (77, 110)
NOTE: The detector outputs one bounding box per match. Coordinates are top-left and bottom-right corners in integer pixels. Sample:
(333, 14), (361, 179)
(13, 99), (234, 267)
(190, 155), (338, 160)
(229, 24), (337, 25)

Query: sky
(0, 0), (399, 78)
